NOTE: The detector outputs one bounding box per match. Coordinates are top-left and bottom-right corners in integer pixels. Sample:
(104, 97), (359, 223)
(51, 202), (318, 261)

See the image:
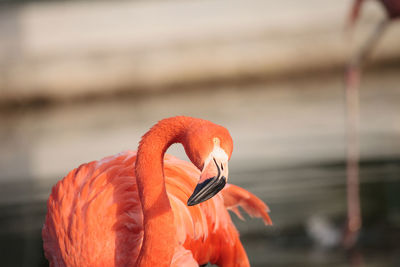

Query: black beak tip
(186, 176), (227, 206)
(187, 198), (196, 206)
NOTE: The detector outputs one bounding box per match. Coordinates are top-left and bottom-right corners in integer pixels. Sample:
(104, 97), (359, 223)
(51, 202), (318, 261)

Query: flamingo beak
(187, 157), (228, 206)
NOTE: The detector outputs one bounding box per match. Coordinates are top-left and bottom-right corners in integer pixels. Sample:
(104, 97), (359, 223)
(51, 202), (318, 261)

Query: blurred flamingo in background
(350, 0), (400, 24)
(346, 0), (399, 78)
(343, 0), (400, 249)
(42, 116), (272, 267)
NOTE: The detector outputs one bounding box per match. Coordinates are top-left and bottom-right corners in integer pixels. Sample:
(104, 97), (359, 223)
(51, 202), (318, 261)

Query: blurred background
(1, 0), (400, 266)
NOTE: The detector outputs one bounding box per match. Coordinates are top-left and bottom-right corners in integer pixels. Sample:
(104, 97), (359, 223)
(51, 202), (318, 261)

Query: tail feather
(221, 184), (272, 225)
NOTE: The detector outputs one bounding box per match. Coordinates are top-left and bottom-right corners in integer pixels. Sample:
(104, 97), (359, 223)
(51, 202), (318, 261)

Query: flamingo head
(184, 122), (233, 206)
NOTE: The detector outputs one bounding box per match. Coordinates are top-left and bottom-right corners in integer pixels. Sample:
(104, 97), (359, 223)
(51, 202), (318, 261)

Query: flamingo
(42, 116), (272, 267)
(343, 0), (399, 248)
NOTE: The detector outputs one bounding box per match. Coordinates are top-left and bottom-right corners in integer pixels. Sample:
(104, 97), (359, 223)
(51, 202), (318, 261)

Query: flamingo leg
(343, 17), (389, 249)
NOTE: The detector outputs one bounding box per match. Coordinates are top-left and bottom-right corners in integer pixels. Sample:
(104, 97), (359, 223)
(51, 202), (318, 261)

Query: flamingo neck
(134, 116), (192, 266)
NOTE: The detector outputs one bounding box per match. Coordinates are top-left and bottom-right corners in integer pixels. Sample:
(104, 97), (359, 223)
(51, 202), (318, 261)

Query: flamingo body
(43, 117), (272, 266)
(43, 151), (271, 266)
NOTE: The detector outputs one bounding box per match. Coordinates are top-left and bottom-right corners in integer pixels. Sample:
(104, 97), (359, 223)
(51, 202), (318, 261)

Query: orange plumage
(42, 117), (272, 266)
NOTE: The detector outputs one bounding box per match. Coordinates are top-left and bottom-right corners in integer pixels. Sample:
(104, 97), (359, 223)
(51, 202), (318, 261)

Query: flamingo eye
(213, 137), (220, 145)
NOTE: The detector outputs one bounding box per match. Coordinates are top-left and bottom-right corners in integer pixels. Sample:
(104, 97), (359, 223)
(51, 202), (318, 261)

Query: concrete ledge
(0, 0), (399, 101)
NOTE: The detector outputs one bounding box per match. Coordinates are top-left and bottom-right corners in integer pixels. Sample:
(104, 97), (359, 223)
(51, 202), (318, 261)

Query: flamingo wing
(221, 184), (273, 225)
(43, 151), (143, 267)
(170, 246), (199, 267)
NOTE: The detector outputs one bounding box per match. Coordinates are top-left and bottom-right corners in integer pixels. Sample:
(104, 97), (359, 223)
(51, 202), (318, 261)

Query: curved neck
(134, 117), (192, 266)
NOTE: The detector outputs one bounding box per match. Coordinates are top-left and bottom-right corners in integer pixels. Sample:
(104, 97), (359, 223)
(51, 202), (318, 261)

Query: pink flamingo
(42, 116), (272, 267)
